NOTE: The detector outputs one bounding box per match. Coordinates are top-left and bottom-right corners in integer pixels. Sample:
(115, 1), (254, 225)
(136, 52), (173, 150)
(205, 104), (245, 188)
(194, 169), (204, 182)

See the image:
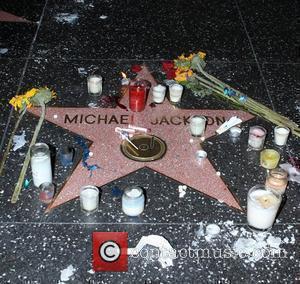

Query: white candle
(248, 126), (267, 150)
(190, 115), (206, 136)
(80, 186), (99, 213)
(122, 186), (145, 216)
(152, 84), (166, 103)
(169, 84), (183, 103)
(87, 75), (102, 95)
(30, 143), (52, 187)
(274, 126), (290, 146)
(247, 185), (281, 230)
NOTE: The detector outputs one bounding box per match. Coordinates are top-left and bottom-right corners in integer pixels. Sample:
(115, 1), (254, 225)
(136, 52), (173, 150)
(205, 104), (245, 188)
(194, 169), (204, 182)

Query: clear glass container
(30, 143), (52, 188)
(59, 146), (74, 167)
(122, 186), (145, 216)
(80, 185), (99, 214)
(39, 182), (55, 204)
(87, 75), (103, 96)
(169, 84), (183, 104)
(265, 168), (288, 195)
(260, 149), (280, 169)
(248, 126), (267, 150)
(129, 79), (150, 112)
(152, 84), (166, 104)
(274, 126), (290, 146)
(247, 184), (282, 231)
(190, 115), (206, 137)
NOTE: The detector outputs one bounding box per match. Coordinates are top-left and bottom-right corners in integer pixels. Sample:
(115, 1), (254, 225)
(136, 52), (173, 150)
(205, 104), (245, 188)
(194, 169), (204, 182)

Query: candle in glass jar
(152, 84), (166, 103)
(80, 185), (99, 214)
(260, 149), (280, 169)
(122, 186), (145, 216)
(190, 115), (206, 136)
(169, 84), (183, 103)
(265, 168), (288, 195)
(248, 126), (267, 150)
(129, 80), (149, 112)
(274, 126), (290, 146)
(87, 75), (102, 95)
(247, 185), (282, 230)
(30, 143), (52, 188)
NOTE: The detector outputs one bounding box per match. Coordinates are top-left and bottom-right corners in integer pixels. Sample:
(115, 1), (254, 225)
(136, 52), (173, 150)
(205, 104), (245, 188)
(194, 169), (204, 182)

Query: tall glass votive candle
(274, 126), (290, 146)
(122, 186), (145, 216)
(247, 185), (282, 231)
(248, 126), (267, 150)
(169, 84), (183, 103)
(152, 84), (166, 103)
(129, 79), (148, 112)
(87, 75), (103, 96)
(190, 115), (206, 137)
(80, 185), (99, 214)
(265, 168), (288, 195)
(30, 143), (52, 188)
(260, 149), (280, 169)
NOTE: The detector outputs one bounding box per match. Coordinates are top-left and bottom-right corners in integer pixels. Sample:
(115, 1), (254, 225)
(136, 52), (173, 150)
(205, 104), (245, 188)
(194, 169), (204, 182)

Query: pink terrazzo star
(0, 11), (31, 22)
(29, 68), (253, 212)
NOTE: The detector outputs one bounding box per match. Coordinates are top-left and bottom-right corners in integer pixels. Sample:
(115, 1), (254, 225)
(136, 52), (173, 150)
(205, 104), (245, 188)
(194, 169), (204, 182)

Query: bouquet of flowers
(162, 52), (300, 137)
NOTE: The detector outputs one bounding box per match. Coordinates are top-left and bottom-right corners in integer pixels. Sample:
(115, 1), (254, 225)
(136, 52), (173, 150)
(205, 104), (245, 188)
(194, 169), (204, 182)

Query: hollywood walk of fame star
(30, 96), (253, 212)
(0, 11), (31, 22)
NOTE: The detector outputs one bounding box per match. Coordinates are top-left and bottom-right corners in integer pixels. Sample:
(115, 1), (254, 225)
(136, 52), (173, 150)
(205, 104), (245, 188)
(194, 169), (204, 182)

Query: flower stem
(195, 63), (300, 137)
(0, 108), (27, 176)
(11, 103), (46, 203)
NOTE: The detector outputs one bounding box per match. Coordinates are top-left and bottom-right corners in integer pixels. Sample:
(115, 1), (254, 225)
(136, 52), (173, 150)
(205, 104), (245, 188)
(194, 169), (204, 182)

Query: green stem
(195, 63), (300, 137)
(0, 108), (27, 176)
(11, 103), (46, 203)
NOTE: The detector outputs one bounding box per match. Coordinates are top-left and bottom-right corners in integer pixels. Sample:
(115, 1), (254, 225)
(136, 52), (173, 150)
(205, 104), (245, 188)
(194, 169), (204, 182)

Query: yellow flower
(24, 88), (38, 98)
(187, 53), (195, 60)
(178, 54), (186, 60)
(175, 72), (187, 82)
(176, 67), (189, 74)
(175, 69), (193, 82)
(9, 88), (38, 111)
(198, 51), (206, 59)
(187, 69), (193, 77)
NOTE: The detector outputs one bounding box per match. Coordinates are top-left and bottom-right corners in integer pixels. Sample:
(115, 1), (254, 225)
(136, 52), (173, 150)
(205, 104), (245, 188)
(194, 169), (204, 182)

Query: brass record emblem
(121, 134), (167, 162)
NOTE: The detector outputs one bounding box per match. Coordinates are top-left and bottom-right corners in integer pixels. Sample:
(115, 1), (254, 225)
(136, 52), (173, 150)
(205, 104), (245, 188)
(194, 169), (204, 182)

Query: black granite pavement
(0, 0), (299, 283)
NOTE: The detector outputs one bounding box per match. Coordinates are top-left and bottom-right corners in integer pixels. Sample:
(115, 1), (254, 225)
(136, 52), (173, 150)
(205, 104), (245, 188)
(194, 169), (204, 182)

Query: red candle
(129, 80), (149, 112)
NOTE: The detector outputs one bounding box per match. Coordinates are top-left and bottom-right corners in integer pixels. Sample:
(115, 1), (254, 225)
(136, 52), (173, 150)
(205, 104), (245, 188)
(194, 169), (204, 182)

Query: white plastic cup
(169, 84), (183, 103)
(274, 126), (290, 146)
